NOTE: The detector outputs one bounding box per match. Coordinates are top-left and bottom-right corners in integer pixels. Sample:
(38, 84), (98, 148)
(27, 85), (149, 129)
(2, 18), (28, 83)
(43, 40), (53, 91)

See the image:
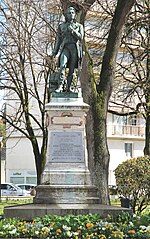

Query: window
(112, 114), (137, 126)
(125, 143), (133, 158)
(7, 185), (13, 190)
(10, 177), (24, 184)
(1, 184), (7, 190)
(26, 177), (37, 184)
(128, 115), (137, 125)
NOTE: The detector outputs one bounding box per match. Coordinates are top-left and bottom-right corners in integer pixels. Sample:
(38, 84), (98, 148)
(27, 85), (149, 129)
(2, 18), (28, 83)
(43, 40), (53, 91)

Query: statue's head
(65, 6), (76, 22)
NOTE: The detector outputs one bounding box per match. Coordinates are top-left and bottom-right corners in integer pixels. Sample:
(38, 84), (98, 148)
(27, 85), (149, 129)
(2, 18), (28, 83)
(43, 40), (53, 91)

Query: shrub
(114, 155), (150, 213)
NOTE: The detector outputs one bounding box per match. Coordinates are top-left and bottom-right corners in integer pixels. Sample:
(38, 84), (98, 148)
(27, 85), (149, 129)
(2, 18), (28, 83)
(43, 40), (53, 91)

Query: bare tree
(0, 0), (60, 184)
(109, 0), (150, 155)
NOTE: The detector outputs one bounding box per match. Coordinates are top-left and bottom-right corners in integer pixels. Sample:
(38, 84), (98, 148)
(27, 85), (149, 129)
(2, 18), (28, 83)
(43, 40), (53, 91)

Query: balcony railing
(107, 124), (145, 137)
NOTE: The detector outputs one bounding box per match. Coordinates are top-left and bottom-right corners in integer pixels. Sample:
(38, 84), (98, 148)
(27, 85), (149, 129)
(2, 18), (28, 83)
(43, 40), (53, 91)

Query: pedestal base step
(4, 203), (132, 220)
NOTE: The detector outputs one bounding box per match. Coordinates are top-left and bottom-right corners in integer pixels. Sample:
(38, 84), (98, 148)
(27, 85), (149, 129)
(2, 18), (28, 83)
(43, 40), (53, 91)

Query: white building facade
(4, 112), (145, 186)
(107, 113), (145, 185)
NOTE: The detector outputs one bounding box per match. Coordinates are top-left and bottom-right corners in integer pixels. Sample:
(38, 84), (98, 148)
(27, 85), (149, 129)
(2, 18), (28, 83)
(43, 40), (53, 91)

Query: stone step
(34, 196), (100, 204)
(42, 171), (92, 185)
(34, 184), (99, 204)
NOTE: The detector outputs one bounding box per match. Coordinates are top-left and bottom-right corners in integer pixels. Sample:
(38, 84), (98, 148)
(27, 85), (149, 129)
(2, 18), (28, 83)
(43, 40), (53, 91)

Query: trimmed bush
(114, 155), (150, 213)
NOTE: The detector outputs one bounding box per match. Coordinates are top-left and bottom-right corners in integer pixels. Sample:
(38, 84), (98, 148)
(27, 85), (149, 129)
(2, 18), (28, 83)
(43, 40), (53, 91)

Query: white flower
(146, 226), (150, 231)
(66, 231), (72, 237)
(35, 231), (40, 235)
(102, 227), (106, 231)
(42, 227), (50, 232)
(129, 221), (134, 226)
(139, 225), (146, 230)
(73, 232), (79, 236)
(62, 225), (71, 231)
(9, 228), (17, 234)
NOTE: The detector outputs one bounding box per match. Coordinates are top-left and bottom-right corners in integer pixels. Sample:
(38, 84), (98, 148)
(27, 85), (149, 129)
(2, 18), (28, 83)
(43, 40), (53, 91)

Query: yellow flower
(85, 233), (93, 238)
(50, 223), (55, 227)
(128, 229), (136, 234)
(18, 222), (23, 225)
(56, 229), (62, 233)
(99, 235), (106, 239)
(86, 223), (94, 228)
(32, 221), (37, 224)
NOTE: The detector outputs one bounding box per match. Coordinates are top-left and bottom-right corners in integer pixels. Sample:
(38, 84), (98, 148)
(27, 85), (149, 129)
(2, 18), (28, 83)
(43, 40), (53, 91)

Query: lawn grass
(110, 197), (121, 206)
(0, 198), (33, 215)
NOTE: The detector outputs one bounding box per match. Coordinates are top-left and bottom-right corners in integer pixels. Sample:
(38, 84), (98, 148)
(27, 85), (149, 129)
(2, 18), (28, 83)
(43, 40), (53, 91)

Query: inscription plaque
(52, 116), (82, 125)
(49, 132), (84, 162)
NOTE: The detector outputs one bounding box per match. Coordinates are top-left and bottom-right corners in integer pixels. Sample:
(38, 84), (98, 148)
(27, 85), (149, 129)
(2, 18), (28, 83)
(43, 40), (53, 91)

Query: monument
(4, 6), (131, 219)
(33, 6), (99, 206)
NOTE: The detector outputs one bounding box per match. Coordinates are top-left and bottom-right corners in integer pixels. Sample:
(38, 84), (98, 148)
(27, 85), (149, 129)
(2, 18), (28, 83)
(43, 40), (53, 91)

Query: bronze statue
(51, 6), (84, 92)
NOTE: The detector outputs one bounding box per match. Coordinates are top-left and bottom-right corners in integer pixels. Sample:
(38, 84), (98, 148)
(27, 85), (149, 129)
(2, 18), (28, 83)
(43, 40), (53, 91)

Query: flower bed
(0, 212), (149, 238)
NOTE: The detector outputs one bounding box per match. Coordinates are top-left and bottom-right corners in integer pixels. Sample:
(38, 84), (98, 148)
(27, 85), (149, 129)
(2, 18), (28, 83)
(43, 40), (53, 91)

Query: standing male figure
(52, 6), (84, 92)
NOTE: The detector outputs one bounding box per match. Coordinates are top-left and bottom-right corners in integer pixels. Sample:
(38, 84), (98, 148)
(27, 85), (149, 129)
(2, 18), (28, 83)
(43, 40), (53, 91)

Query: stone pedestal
(4, 94), (132, 219)
(34, 94), (99, 204)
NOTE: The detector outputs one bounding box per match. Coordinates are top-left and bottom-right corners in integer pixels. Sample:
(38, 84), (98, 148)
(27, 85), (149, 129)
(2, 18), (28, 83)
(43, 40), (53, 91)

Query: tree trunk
(32, 141), (46, 185)
(93, 0), (136, 204)
(80, 50), (96, 184)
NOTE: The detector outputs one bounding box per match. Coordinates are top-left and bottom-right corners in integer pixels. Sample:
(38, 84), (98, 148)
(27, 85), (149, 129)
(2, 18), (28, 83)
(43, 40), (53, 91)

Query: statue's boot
(66, 75), (73, 92)
(55, 72), (65, 92)
(55, 84), (64, 92)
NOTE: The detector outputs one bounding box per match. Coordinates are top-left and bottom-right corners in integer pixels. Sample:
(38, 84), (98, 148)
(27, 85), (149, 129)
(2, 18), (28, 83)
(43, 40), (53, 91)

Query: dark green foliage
(114, 156), (150, 213)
